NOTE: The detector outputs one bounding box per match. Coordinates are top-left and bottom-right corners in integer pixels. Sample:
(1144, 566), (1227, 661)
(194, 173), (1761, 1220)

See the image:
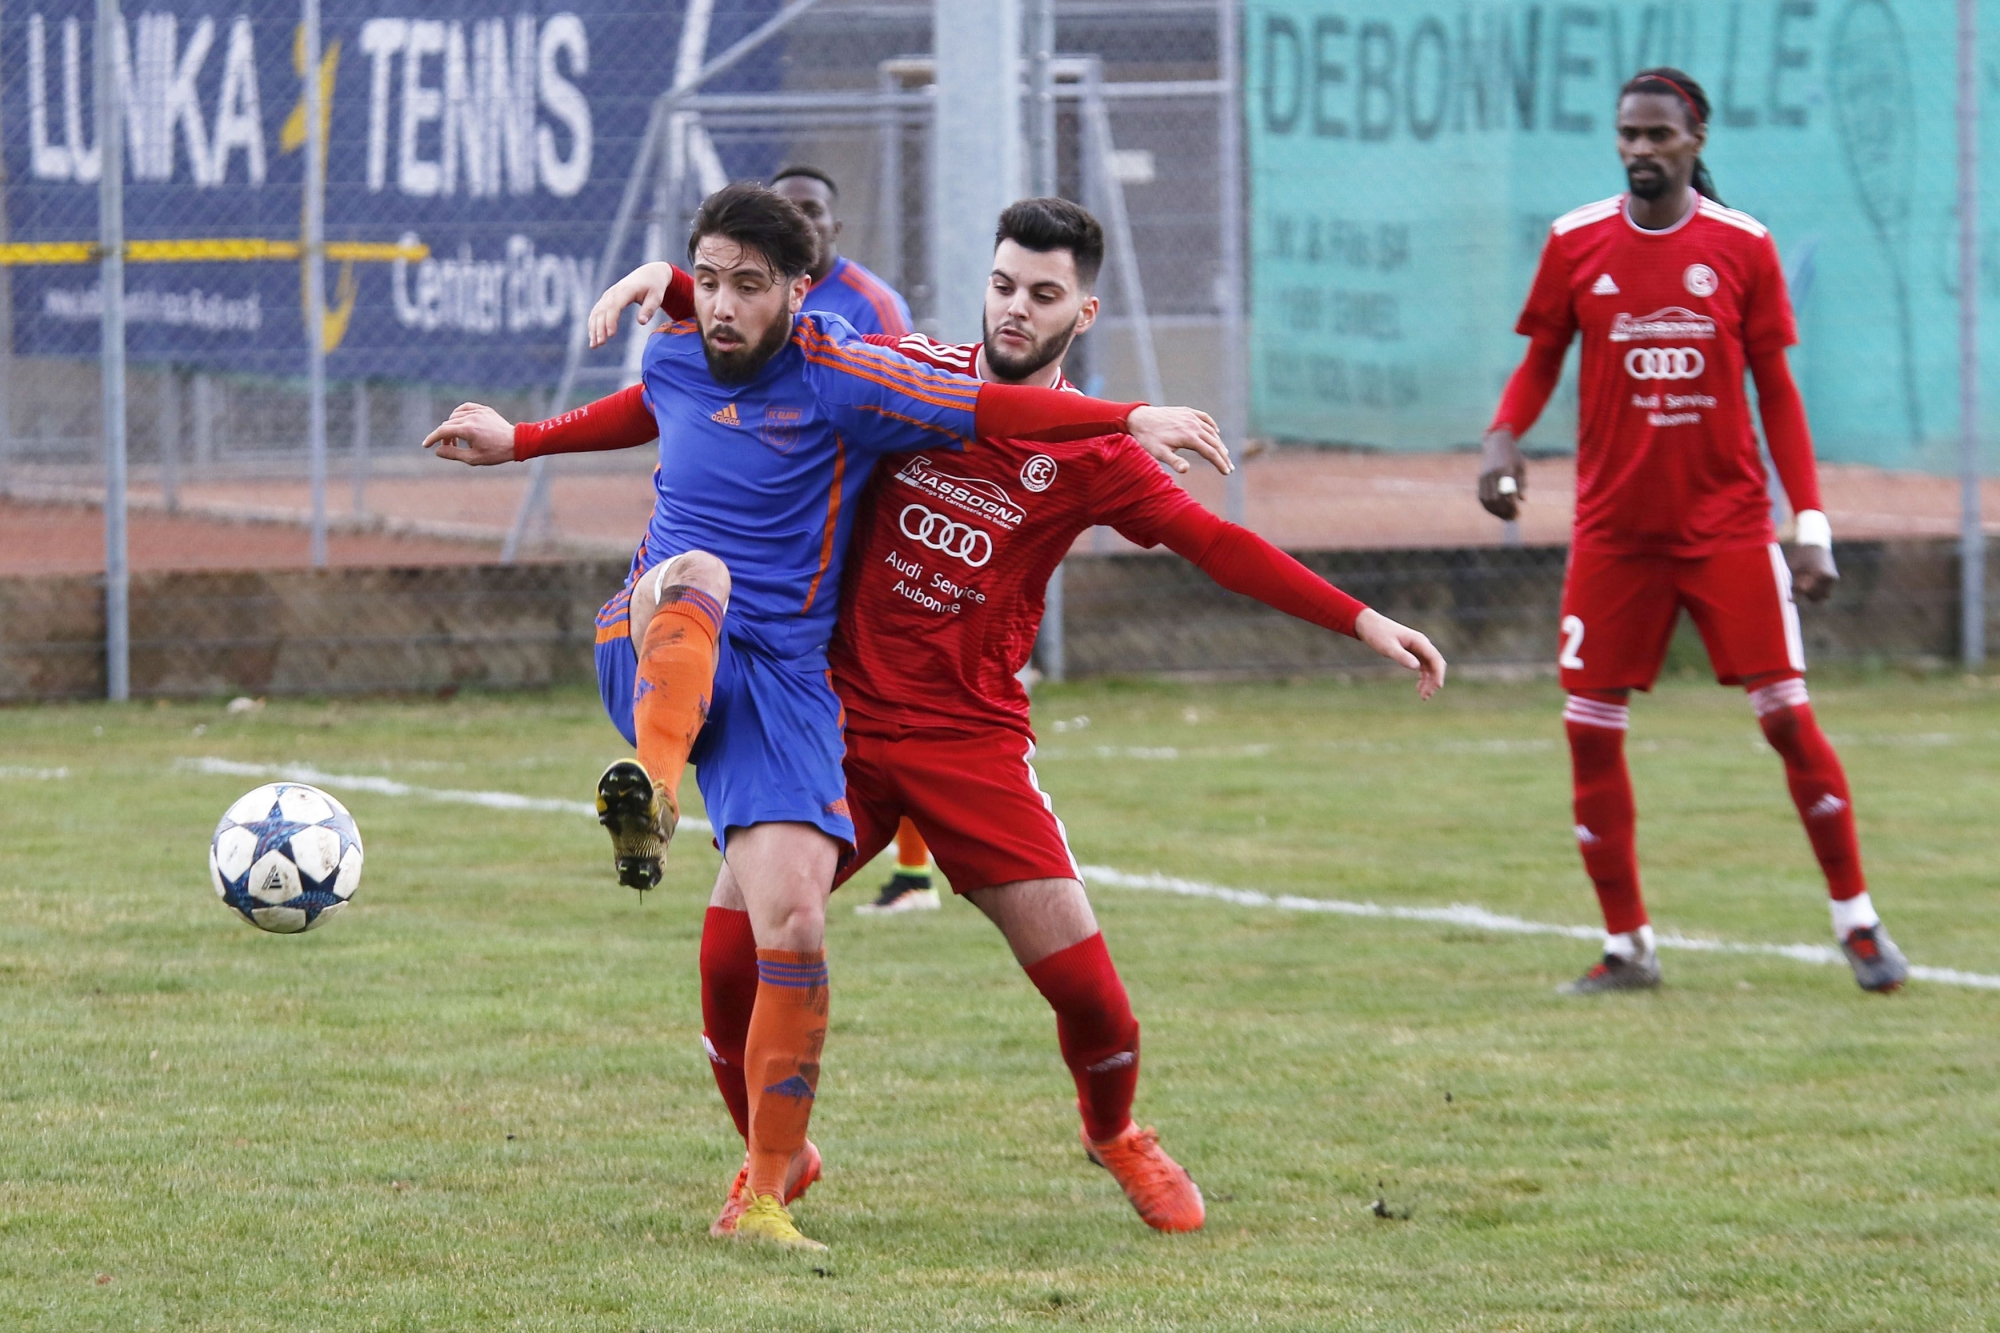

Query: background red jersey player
(1477, 68), (1907, 995)
(561, 197), (1445, 1234)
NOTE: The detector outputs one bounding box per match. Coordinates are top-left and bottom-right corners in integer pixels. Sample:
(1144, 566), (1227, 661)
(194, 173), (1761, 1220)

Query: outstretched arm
(422, 386), (659, 466)
(1149, 504), (1446, 699)
(1477, 335), (1567, 520)
(587, 262), (696, 349)
(974, 383), (1231, 474)
(1749, 346), (1836, 601)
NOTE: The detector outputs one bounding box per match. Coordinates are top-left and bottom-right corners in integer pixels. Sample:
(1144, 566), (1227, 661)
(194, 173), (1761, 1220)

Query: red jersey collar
(1621, 189), (1702, 237)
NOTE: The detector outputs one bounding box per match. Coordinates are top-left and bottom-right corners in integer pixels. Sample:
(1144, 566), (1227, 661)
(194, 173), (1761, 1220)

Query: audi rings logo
(900, 504), (993, 566)
(1624, 346), (1706, 380)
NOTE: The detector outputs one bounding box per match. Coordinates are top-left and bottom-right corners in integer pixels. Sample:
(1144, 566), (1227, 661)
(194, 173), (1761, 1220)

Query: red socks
(1564, 692), (1648, 935)
(698, 907), (756, 1141)
(1024, 933), (1140, 1144)
(1750, 678), (1867, 901)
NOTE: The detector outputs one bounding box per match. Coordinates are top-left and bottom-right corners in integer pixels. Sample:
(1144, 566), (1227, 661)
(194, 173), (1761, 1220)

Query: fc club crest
(760, 405), (804, 453)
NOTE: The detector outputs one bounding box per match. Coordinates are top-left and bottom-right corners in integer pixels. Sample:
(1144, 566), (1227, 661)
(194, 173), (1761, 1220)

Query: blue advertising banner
(1246, 0), (2000, 474)
(0, 1), (782, 384)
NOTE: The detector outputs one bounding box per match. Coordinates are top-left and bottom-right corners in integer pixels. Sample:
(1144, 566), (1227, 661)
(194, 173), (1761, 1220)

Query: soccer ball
(208, 783), (364, 933)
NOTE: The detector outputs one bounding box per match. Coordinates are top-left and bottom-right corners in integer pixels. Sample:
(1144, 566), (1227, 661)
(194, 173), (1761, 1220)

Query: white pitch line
(179, 756), (714, 832)
(181, 758), (1999, 991)
(1079, 866), (2000, 991)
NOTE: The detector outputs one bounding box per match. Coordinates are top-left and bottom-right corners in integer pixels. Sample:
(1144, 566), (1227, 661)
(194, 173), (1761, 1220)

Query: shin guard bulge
(744, 949), (829, 1200)
(1024, 933), (1140, 1144)
(699, 907), (758, 1141)
(634, 585), (724, 816)
(1564, 693), (1647, 935)
(1750, 679), (1866, 902)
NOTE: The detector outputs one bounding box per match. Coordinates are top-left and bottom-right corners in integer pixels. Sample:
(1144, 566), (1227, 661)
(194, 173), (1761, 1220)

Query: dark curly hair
(686, 182), (819, 278)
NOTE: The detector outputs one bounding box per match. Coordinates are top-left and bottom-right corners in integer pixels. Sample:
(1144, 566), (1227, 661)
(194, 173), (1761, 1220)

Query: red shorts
(1558, 543), (1804, 692)
(837, 724), (1081, 894)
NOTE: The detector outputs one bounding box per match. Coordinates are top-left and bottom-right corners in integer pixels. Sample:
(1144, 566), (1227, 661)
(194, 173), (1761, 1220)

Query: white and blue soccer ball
(208, 783), (364, 933)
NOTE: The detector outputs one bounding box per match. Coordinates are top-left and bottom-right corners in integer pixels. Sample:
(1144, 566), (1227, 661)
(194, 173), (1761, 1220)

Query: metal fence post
(1217, 0), (1248, 527)
(1959, 0), (1984, 667)
(160, 370), (181, 513)
(303, 0), (329, 567)
(1029, 0), (1065, 684)
(351, 381), (370, 518)
(97, 0), (129, 702)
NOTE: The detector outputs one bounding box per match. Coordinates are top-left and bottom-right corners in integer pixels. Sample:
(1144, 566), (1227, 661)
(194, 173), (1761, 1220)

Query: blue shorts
(595, 629), (854, 857)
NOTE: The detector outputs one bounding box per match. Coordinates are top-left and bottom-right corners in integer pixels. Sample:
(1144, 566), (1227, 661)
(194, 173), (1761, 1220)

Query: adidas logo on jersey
(1591, 273), (1620, 295)
(710, 402), (741, 426)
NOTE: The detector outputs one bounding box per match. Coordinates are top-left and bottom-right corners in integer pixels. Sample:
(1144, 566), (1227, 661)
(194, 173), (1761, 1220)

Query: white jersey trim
(1553, 196), (1623, 236)
(1697, 198), (1770, 237)
(896, 333), (974, 368)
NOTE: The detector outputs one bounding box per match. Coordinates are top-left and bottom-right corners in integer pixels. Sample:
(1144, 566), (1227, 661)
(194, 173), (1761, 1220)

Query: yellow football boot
(595, 759), (675, 891)
(732, 1194), (827, 1251)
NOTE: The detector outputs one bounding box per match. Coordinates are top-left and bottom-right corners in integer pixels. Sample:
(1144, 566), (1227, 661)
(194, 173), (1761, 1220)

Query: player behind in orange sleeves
(1478, 68), (1907, 996)
(545, 197), (1445, 1234)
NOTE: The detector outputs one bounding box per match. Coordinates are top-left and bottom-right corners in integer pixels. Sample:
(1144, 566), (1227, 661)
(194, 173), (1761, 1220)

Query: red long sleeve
(1488, 337), (1568, 437)
(1749, 347), (1822, 514)
(1151, 503), (1367, 638)
(974, 382), (1142, 443)
(512, 384), (659, 461)
(659, 265), (696, 323)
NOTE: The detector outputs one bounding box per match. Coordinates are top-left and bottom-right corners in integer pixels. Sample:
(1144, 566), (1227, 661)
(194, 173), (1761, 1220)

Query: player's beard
(981, 313), (1077, 383)
(703, 312), (794, 386)
(1625, 161), (1671, 201)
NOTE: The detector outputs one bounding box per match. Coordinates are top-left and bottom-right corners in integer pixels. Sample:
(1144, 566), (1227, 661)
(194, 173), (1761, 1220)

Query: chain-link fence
(0, 0), (1991, 701)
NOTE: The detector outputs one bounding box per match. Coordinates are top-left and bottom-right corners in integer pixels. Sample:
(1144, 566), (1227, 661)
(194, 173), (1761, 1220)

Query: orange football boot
(709, 1139), (822, 1238)
(1082, 1124), (1205, 1232)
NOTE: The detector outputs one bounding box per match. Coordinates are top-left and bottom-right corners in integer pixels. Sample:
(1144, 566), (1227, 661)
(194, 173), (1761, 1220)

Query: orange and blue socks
(699, 906), (758, 1141)
(633, 585), (724, 816)
(1750, 679), (1872, 926)
(744, 949), (829, 1200)
(1024, 933), (1139, 1144)
(1564, 692), (1647, 940)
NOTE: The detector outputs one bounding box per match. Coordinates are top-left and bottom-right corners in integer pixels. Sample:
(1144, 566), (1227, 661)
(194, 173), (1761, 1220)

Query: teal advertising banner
(1247, 0), (1999, 473)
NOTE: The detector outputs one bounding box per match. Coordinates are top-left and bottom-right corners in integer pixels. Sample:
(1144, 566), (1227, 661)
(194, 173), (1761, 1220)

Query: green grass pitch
(3, 671), (1998, 1330)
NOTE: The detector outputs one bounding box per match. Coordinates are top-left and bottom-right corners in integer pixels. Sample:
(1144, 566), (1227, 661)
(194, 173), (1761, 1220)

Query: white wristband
(1794, 509), (1832, 549)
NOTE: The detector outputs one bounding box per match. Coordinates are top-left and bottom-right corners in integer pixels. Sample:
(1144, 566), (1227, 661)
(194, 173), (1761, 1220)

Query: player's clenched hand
(1477, 427), (1527, 520)
(588, 261), (678, 350)
(1127, 405), (1231, 476)
(423, 403), (515, 466)
(1790, 544), (1839, 603)
(1355, 608), (1447, 700)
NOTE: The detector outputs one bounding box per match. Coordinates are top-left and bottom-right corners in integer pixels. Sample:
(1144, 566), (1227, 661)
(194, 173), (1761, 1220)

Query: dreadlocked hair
(1621, 67), (1723, 206)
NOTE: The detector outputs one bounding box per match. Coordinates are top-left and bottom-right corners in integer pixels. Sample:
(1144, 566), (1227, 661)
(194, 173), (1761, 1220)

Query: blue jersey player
(772, 165), (913, 336)
(424, 183), (1225, 1249)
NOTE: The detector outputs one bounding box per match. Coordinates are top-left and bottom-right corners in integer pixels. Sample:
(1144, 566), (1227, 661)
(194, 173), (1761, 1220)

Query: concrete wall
(0, 542), (1981, 702)
(0, 562), (628, 701)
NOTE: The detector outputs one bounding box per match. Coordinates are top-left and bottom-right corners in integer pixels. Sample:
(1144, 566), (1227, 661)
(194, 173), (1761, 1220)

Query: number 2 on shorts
(1558, 614), (1586, 670)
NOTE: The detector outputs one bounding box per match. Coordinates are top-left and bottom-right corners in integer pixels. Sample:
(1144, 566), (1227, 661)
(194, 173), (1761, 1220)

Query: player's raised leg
(970, 877), (1204, 1232)
(597, 551), (731, 890)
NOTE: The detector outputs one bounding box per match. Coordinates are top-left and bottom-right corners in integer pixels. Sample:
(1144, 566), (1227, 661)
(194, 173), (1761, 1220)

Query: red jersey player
(519, 198), (1445, 1235)
(1478, 68), (1907, 995)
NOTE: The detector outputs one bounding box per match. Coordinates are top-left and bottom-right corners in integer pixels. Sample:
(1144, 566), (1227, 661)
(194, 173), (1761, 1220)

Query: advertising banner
(1246, 0), (2000, 473)
(0, 1), (781, 384)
